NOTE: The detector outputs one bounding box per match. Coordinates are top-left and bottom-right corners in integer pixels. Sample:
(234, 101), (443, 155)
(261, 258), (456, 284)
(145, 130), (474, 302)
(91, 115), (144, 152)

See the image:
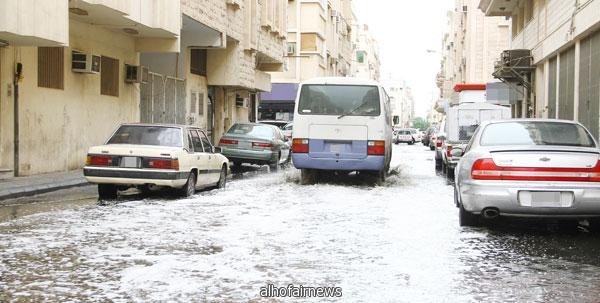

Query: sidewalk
(0, 170), (89, 201)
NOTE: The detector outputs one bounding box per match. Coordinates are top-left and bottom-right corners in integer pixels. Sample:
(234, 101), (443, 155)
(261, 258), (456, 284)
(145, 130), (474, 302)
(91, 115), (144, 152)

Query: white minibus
(291, 77), (393, 183)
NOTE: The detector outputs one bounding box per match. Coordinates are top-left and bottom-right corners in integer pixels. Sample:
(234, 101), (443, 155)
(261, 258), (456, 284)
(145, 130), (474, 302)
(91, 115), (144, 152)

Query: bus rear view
(291, 78), (392, 184)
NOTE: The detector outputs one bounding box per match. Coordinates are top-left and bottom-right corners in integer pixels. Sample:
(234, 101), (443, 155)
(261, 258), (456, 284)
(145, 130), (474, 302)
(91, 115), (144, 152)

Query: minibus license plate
(330, 144), (345, 153)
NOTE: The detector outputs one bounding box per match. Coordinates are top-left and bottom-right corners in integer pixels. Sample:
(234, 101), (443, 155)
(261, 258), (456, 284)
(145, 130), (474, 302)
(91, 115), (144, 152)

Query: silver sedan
(218, 123), (291, 170)
(453, 119), (600, 227)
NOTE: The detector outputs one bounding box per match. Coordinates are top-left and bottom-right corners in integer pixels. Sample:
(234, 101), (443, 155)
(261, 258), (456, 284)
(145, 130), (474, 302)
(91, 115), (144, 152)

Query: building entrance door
(140, 72), (186, 124)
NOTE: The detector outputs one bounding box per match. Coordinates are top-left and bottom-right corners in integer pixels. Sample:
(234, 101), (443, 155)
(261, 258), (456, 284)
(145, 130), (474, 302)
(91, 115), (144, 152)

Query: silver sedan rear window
(480, 121), (596, 147)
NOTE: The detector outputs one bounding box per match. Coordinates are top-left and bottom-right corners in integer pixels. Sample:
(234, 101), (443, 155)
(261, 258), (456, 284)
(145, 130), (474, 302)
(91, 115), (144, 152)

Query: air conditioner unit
(330, 10), (340, 18)
(235, 95), (246, 107)
(72, 52), (100, 74)
(125, 64), (149, 83)
(226, 0), (240, 10)
(501, 49), (532, 68)
(286, 42), (296, 55)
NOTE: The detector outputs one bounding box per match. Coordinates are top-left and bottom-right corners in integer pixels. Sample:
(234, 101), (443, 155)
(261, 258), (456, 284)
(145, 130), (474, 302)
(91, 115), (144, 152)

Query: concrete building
(382, 79), (414, 127)
(353, 24), (381, 82)
(479, 0), (600, 139)
(437, 0), (511, 105)
(143, 0), (286, 143)
(0, 0), (286, 178)
(0, 0), (179, 178)
(259, 0), (356, 121)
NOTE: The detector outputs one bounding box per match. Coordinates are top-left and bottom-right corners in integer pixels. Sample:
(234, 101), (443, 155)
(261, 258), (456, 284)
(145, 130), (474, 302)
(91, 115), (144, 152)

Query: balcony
(0, 0), (69, 46)
(69, 0), (180, 52)
(478, 0), (519, 16)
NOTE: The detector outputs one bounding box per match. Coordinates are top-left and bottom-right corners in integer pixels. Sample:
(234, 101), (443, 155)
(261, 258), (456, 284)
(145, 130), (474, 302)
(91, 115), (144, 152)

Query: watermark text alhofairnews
(259, 284), (342, 298)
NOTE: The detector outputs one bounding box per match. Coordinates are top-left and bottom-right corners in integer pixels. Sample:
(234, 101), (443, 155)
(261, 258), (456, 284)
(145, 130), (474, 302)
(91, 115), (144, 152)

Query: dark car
(422, 126), (438, 147)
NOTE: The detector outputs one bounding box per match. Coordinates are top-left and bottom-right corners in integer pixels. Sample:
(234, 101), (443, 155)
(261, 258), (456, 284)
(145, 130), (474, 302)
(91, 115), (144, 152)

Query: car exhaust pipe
(482, 208), (500, 219)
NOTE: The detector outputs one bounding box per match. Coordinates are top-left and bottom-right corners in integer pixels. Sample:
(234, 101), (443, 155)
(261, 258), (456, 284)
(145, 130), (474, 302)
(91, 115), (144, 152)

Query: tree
(412, 117), (429, 131)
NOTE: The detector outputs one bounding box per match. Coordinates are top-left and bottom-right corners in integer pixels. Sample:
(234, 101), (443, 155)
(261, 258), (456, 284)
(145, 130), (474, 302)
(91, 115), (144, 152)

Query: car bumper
(460, 180), (600, 217)
(445, 158), (459, 169)
(292, 153), (384, 171)
(220, 147), (276, 163)
(84, 167), (188, 187)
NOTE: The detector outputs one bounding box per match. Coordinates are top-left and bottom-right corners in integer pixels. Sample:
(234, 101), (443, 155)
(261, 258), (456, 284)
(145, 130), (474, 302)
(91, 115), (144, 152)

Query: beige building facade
(0, 0), (286, 178)
(144, 0), (286, 144)
(0, 0), (180, 177)
(437, 0), (510, 105)
(382, 79), (414, 127)
(480, 0), (600, 138)
(260, 0), (355, 121)
(352, 24), (380, 82)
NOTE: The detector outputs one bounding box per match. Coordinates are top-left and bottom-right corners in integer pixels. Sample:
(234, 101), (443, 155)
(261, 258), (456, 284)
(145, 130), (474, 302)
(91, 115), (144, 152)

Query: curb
(0, 180), (90, 201)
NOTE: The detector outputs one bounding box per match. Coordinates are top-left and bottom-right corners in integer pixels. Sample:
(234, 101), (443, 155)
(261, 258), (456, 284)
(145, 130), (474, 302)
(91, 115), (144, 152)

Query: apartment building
(382, 79), (414, 127)
(143, 0), (287, 143)
(0, 0), (286, 178)
(259, 0), (356, 121)
(0, 0), (179, 177)
(480, 0), (600, 138)
(353, 24), (381, 82)
(437, 0), (510, 106)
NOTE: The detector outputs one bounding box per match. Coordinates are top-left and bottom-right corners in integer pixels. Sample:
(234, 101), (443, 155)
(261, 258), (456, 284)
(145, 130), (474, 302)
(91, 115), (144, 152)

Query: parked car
(84, 123), (229, 200)
(454, 119), (600, 227)
(218, 122), (291, 169)
(258, 120), (290, 129)
(408, 128), (421, 142)
(434, 119), (446, 168)
(282, 122), (293, 141)
(441, 102), (511, 180)
(423, 126), (437, 149)
(395, 129), (416, 145)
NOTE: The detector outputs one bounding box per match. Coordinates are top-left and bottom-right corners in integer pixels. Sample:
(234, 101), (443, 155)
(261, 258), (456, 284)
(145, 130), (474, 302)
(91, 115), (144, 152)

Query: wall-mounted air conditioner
(235, 95), (247, 107)
(287, 42), (296, 55)
(72, 52), (100, 73)
(125, 64), (149, 83)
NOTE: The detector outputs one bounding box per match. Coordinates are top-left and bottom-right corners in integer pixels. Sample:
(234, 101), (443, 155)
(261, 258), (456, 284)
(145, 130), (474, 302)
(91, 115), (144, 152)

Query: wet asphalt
(1, 143), (600, 302)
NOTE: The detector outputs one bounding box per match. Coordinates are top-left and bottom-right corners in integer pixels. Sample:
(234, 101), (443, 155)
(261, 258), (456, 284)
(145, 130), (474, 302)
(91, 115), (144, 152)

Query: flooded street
(2, 144), (600, 302)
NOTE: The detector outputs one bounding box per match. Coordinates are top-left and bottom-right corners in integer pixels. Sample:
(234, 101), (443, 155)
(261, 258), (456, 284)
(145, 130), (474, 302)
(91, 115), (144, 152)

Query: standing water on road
(2, 144), (600, 302)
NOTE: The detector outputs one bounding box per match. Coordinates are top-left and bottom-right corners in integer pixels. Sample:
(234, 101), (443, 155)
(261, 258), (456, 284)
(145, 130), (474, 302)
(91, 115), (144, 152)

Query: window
(38, 47), (64, 89)
(189, 130), (203, 152)
(200, 131), (212, 153)
(101, 56), (119, 97)
(356, 51), (365, 63)
(298, 85), (380, 116)
(190, 49), (207, 76)
(301, 33), (318, 51)
(226, 124), (275, 140)
(480, 122), (595, 147)
(107, 126), (183, 147)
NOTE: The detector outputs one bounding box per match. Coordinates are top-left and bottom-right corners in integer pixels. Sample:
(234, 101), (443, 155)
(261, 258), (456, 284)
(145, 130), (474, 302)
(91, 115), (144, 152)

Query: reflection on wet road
(1, 144), (600, 302)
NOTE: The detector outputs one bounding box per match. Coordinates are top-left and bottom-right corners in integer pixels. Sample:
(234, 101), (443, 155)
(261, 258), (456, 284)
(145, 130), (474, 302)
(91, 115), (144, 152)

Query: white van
(291, 77), (393, 183)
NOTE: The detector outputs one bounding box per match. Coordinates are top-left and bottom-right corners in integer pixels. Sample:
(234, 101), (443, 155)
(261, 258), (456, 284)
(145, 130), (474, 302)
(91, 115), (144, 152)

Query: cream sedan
(84, 123), (229, 200)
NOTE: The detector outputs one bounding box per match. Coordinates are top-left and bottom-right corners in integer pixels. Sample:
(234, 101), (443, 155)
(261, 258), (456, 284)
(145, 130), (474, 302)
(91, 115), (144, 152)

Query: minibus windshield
(298, 85), (380, 116)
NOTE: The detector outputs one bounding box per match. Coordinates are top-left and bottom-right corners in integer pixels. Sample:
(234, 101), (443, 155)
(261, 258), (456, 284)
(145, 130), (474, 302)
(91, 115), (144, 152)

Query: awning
(260, 83), (299, 102)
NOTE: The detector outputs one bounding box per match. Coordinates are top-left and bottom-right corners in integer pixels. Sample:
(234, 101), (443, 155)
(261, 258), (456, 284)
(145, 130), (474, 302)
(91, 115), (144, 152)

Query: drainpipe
(13, 62), (22, 176)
